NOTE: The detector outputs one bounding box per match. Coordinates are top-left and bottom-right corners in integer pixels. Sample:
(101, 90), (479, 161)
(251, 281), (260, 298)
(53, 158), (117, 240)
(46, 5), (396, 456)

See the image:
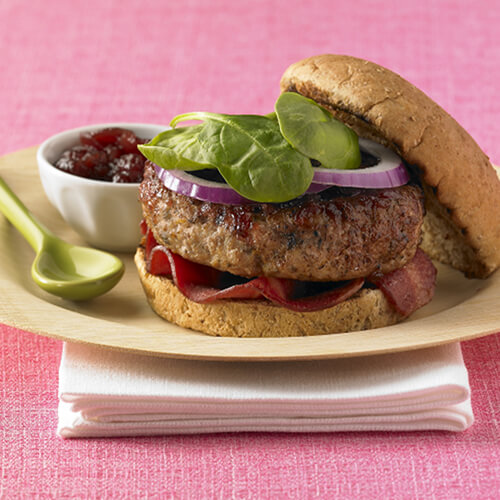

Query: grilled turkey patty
(139, 162), (424, 281)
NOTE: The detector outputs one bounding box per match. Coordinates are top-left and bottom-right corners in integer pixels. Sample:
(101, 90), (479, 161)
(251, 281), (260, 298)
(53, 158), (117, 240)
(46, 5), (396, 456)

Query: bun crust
(135, 248), (402, 338)
(280, 54), (500, 278)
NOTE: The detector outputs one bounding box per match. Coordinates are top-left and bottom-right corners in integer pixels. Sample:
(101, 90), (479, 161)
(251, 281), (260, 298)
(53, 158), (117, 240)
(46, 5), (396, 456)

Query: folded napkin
(57, 341), (473, 437)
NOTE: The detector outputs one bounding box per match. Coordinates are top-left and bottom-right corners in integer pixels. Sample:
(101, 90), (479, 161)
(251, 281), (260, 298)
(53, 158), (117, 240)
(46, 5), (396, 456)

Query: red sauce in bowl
(55, 127), (147, 183)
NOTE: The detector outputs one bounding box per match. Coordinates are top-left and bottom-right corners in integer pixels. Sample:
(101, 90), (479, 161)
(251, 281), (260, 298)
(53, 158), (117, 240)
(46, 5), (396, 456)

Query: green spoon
(0, 177), (125, 300)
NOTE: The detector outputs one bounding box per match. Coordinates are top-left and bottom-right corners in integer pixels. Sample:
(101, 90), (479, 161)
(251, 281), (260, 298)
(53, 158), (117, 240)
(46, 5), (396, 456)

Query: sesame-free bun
(135, 248), (401, 338)
(280, 54), (500, 278)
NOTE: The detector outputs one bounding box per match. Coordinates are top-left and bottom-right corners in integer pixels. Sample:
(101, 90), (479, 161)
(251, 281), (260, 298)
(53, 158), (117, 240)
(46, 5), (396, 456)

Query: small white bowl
(37, 123), (167, 252)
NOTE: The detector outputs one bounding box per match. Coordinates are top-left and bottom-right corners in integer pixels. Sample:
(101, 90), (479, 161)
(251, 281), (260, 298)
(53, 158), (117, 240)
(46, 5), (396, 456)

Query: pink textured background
(1, 0), (499, 497)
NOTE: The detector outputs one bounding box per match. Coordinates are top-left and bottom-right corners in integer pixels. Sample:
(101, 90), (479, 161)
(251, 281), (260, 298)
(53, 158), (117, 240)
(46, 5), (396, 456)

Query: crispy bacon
(367, 248), (437, 317)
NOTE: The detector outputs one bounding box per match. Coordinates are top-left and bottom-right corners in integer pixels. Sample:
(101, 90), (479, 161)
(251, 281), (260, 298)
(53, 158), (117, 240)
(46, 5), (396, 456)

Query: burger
(135, 54), (500, 338)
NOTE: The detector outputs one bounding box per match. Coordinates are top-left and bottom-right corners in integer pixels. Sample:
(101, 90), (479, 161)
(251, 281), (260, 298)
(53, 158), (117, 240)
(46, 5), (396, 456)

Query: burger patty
(140, 162), (425, 282)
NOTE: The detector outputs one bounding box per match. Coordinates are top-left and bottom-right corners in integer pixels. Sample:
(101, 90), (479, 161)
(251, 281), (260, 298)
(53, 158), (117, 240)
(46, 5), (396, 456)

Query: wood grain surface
(0, 147), (499, 360)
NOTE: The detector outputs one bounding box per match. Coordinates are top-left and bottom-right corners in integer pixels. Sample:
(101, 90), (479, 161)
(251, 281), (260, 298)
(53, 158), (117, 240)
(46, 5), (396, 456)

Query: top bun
(280, 54), (500, 278)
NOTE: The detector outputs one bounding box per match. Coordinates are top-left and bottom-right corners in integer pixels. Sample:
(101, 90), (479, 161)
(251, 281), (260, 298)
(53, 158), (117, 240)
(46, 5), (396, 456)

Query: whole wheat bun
(280, 54), (500, 279)
(135, 248), (401, 337)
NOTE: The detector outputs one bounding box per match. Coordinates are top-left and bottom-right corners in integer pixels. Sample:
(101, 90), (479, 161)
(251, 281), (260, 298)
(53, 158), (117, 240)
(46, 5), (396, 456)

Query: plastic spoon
(0, 177), (124, 300)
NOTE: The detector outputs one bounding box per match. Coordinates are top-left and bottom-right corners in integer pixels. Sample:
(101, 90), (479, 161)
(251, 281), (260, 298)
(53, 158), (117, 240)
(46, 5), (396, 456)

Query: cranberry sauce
(55, 127), (147, 183)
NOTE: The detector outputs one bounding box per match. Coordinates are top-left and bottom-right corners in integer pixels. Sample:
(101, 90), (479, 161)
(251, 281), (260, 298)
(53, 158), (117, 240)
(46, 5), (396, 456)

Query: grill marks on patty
(139, 162), (425, 282)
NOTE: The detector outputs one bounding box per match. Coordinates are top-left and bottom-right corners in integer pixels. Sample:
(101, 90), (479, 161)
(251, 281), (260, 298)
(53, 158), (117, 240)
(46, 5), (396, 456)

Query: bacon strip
(367, 249), (437, 317)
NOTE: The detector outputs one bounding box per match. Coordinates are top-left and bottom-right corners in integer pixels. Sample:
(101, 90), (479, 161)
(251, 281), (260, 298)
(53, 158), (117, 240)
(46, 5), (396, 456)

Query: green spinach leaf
(275, 92), (361, 170)
(138, 125), (215, 171)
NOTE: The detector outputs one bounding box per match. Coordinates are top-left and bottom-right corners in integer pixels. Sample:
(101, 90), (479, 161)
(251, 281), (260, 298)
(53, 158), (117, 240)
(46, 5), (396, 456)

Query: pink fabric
(0, 0), (499, 496)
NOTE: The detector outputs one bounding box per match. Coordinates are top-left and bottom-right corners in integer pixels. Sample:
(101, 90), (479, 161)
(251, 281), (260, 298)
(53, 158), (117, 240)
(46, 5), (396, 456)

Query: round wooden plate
(0, 147), (499, 360)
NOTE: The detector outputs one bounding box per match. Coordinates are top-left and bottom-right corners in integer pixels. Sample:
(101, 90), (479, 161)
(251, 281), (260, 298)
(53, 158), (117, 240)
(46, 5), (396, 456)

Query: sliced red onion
(154, 165), (329, 205)
(154, 166), (253, 204)
(312, 138), (409, 188)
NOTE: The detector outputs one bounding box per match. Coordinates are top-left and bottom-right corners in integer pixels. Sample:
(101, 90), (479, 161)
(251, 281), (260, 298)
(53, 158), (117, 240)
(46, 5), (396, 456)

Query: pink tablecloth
(1, 0), (499, 497)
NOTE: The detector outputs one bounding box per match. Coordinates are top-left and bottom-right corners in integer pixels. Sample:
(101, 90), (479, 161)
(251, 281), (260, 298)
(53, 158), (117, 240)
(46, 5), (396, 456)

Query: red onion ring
(154, 166), (330, 205)
(312, 139), (409, 188)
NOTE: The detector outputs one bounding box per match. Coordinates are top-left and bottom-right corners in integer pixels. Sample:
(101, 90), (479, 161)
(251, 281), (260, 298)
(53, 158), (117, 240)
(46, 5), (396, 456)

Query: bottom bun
(135, 248), (403, 338)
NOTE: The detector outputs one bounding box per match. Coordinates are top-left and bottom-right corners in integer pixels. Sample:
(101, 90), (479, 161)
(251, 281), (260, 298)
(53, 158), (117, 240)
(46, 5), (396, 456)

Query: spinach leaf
(170, 112), (313, 203)
(275, 92), (361, 170)
(138, 125), (215, 171)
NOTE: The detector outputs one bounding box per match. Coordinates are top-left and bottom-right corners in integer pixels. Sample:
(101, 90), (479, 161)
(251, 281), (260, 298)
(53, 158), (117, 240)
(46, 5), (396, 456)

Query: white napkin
(57, 342), (473, 437)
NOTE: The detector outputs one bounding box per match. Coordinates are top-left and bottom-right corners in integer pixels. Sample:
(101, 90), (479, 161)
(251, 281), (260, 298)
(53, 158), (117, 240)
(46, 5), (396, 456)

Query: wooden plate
(1, 147), (499, 360)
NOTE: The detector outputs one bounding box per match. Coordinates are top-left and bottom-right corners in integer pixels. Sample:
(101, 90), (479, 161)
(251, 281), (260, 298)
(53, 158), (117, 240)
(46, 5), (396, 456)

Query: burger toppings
(141, 222), (436, 317)
(138, 94), (409, 204)
(150, 138), (409, 205)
